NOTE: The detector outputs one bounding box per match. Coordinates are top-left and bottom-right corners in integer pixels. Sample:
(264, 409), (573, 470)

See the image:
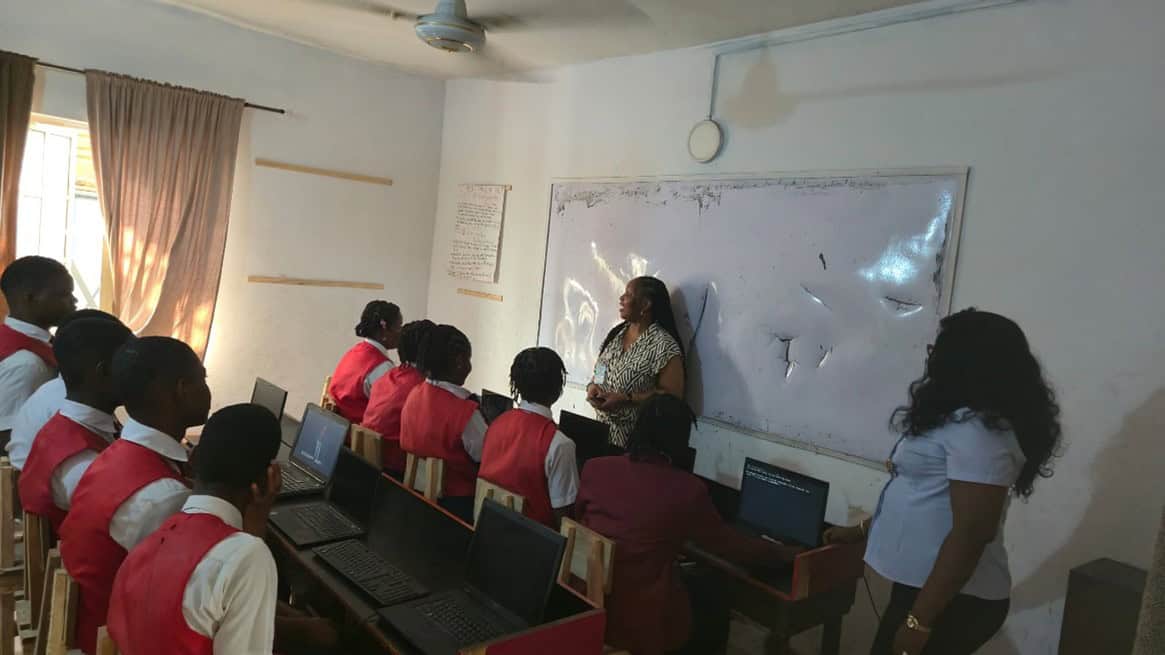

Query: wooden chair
(0, 459), (19, 655)
(42, 566), (77, 655)
(95, 625), (119, 655)
(349, 425), (382, 467)
(558, 518), (615, 608)
(22, 512), (50, 631)
(32, 549), (62, 655)
(319, 376), (337, 412)
(473, 479), (526, 524)
(403, 454), (445, 500)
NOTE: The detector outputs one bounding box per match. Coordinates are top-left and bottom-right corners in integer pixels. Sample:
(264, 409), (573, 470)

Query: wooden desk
(690, 477), (864, 655)
(268, 470), (606, 654)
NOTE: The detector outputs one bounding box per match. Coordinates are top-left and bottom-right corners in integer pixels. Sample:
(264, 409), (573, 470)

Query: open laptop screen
(737, 458), (829, 548)
(291, 404), (350, 480)
(479, 389), (513, 424)
(250, 377), (287, 421)
(467, 501), (565, 625)
(558, 410), (610, 469)
(328, 449), (380, 525)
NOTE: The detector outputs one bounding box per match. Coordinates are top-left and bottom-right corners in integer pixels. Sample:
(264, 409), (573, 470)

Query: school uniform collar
(362, 339), (392, 359)
(4, 317), (51, 343)
(58, 400), (118, 438)
(517, 401), (553, 420)
(428, 379), (472, 400)
(182, 494), (243, 530)
(120, 417), (190, 462)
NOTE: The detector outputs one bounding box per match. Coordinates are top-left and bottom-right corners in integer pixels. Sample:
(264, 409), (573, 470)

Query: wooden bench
(473, 479), (525, 524)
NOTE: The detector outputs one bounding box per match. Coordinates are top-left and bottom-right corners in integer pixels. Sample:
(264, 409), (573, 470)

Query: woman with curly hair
(825, 309), (1062, 655)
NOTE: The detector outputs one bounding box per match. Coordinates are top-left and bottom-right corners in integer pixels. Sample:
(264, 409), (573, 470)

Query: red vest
(400, 383), (479, 497)
(329, 341), (389, 423)
(19, 412), (111, 532)
(0, 323), (56, 367)
(60, 439), (187, 655)
(108, 512), (237, 655)
(479, 409), (559, 526)
(362, 364), (425, 472)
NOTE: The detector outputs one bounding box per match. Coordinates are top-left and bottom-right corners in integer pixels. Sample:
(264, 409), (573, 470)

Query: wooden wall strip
(254, 158), (394, 187)
(457, 288), (504, 302)
(248, 275), (385, 290)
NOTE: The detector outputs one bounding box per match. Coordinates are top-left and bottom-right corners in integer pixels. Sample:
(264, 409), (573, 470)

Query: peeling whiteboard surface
(537, 171), (967, 463)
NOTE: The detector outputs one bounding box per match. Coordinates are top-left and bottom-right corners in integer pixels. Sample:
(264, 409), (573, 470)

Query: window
(18, 114), (106, 310)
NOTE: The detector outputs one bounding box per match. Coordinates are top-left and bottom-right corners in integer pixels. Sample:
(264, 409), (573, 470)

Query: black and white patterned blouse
(593, 322), (683, 447)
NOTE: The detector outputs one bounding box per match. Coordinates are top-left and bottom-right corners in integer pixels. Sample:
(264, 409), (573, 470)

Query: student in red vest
(362, 319), (435, 477)
(576, 395), (801, 655)
(6, 309), (123, 471)
(328, 300), (403, 423)
(60, 336), (211, 654)
(399, 324), (486, 523)
(109, 404), (339, 655)
(19, 318), (134, 532)
(479, 347), (578, 527)
(0, 256), (77, 448)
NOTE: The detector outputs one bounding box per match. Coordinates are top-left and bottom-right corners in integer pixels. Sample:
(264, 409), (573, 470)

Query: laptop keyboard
(314, 540), (428, 607)
(416, 596), (502, 646)
(281, 466), (318, 492)
(293, 505), (359, 539)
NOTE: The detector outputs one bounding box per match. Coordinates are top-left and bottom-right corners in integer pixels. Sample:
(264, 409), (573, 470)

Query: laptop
(479, 389), (513, 424)
(735, 458), (830, 549)
(314, 539), (430, 608)
(558, 410), (611, 471)
(379, 500), (567, 654)
(250, 377), (287, 421)
(270, 448), (379, 547)
(279, 403), (350, 498)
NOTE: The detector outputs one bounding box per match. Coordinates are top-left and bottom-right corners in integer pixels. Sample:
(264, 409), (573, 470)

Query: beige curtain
(0, 51), (37, 316)
(86, 71), (243, 356)
(1134, 505), (1165, 654)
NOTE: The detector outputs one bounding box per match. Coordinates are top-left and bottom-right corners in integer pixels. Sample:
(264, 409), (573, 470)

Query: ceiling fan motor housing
(416, 0), (486, 52)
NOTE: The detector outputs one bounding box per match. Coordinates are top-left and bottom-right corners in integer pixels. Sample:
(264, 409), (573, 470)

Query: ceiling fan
(319, 0), (650, 55)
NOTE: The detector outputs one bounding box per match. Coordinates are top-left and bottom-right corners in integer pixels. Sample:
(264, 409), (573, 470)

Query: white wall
(1, 0), (446, 416)
(426, 0), (1165, 652)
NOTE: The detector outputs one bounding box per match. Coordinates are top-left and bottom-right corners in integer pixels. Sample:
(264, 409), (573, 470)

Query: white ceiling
(155, 0), (927, 79)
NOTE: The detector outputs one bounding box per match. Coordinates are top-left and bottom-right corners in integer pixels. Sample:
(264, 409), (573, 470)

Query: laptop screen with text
(737, 458), (829, 548)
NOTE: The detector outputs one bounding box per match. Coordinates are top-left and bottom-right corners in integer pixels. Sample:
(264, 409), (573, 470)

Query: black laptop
(251, 377), (288, 421)
(270, 448), (379, 547)
(379, 500), (567, 654)
(735, 458), (830, 549)
(279, 404), (350, 498)
(479, 389), (513, 424)
(558, 410), (611, 471)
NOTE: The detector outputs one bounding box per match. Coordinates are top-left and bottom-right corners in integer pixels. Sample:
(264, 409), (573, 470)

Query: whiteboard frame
(536, 166), (970, 467)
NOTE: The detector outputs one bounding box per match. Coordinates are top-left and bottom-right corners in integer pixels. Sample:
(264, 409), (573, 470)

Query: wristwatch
(906, 613), (932, 633)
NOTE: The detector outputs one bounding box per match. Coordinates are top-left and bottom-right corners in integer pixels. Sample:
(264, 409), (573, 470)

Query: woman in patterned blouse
(586, 277), (686, 447)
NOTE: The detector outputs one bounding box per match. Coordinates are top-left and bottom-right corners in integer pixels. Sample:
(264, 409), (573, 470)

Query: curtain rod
(36, 61), (286, 115)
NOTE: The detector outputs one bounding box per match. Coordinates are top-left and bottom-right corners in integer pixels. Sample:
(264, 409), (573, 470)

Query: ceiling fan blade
(473, 0), (651, 33)
(310, 0), (420, 21)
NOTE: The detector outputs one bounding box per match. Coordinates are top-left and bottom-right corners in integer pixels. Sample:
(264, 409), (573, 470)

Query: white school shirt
(362, 339), (396, 398)
(516, 401), (580, 509)
(49, 400), (117, 510)
(7, 375), (66, 469)
(180, 495), (278, 655)
(864, 409), (1025, 600)
(427, 379), (488, 462)
(0, 318), (56, 431)
(108, 418), (191, 551)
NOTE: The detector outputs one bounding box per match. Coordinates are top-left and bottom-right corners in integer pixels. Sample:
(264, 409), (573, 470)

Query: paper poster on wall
(447, 183), (508, 283)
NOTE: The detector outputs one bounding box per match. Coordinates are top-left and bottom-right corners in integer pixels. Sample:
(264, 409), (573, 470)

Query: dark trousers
(870, 583), (1010, 655)
(671, 565), (731, 655)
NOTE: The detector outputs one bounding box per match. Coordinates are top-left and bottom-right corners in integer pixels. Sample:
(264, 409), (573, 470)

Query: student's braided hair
(625, 394), (697, 467)
(416, 324), (471, 382)
(355, 300), (402, 339)
(398, 320), (436, 366)
(509, 347), (567, 406)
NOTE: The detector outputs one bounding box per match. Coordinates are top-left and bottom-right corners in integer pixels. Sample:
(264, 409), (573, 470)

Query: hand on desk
(822, 525), (865, 545)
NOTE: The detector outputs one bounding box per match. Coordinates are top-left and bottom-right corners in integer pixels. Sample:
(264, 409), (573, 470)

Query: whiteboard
(537, 170), (967, 463)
